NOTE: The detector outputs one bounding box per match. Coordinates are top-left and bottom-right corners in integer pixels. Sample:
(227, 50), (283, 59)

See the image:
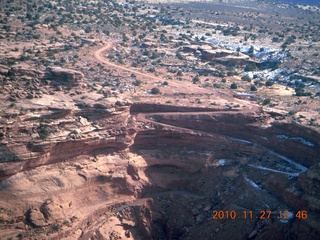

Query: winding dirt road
(93, 41), (164, 82)
(93, 41), (218, 95)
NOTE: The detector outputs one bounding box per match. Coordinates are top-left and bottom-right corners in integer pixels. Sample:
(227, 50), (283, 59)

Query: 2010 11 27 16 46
(212, 210), (308, 220)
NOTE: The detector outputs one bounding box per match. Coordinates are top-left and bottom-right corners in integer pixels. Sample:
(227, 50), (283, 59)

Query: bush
(248, 46), (254, 55)
(262, 98), (271, 105)
(177, 70), (183, 76)
(176, 53), (184, 60)
(0, 152), (19, 163)
(266, 80), (274, 86)
(213, 83), (222, 88)
(133, 80), (142, 86)
(76, 102), (89, 109)
(295, 90), (312, 96)
(244, 63), (256, 72)
(250, 85), (257, 91)
(37, 126), (49, 139)
(241, 74), (251, 82)
(227, 71), (237, 76)
(151, 87), (160, 94)
(192, 75), (200, 84)
(230, 82), (237, 89)
(94, 103), (105, 109)
(148, 67), (155, 73)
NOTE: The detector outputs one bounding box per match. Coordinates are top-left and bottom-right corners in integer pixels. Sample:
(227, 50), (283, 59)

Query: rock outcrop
(202, 49), (234, 59)
(0, 98), (319, 239)
(182, 44), (254, 65)
(0, 99), (135, 181)
(8, 64), (44, 78)
(44, 67), (84, 86)
(27, 209), (49, 228)
(299, 164), (320, 212)
(0, 64), (9, 76)
(143, 110), (319, 167)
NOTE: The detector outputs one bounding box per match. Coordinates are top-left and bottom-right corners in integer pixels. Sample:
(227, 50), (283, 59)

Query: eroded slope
(0, 97), (319, 239)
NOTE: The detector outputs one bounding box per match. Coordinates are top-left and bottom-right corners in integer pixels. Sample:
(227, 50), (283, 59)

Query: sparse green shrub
(248, 46), (254, 56)
(48, 224), (60, 233)
(76, 102), (89, 109)
(133, 80), (142, 86)
(40, 118), (51, 123)
(16, 233), (23, 240)
(151, 87), (160, 94)
(213, 83), (222, 88)
(192, 75), (200, 84)
(0, 152), (19, 163)
(37, 126), (49, 139)
(148, 67), (155, 73)
(176, 53), (184, 60)
(262, 98), (271, 105)
(94, 103), (105, 109)
(244, 63), (256, 72)
(250, 85), (257, 91)
(266, 80), (274, 86)
(227, 71), (237, 76)
(230, 82), (237, 89)
(295, 90), (312, 96)
(241, 74), (251, 82)
(8, 103), (15, 108)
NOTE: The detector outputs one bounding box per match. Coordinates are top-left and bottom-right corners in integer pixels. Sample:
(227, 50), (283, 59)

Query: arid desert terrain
(0, 0), (319, 239)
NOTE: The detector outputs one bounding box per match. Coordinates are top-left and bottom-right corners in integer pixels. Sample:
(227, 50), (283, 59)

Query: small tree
(176, 53), (184, 60)
(236, 47), (241, 56)
(84, 26), (92, 33)
(151, 87), (160, 94)
(133, 80), (141, 86)
(250, 85), (257, 91)
(230, 82), (237, 89)
(241, 74), (251, 82)
(262, 98), (271, 105)
(248, 46), (254, 56)
(37, 126), (49, 139)
(265, 80), (274, 86)
(192, 75), (200, 84)
(244, 63), (256, 72)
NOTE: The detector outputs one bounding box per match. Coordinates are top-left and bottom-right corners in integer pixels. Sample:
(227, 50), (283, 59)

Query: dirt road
(93, 41), (219, 96)
(93, 41), (164, 82)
